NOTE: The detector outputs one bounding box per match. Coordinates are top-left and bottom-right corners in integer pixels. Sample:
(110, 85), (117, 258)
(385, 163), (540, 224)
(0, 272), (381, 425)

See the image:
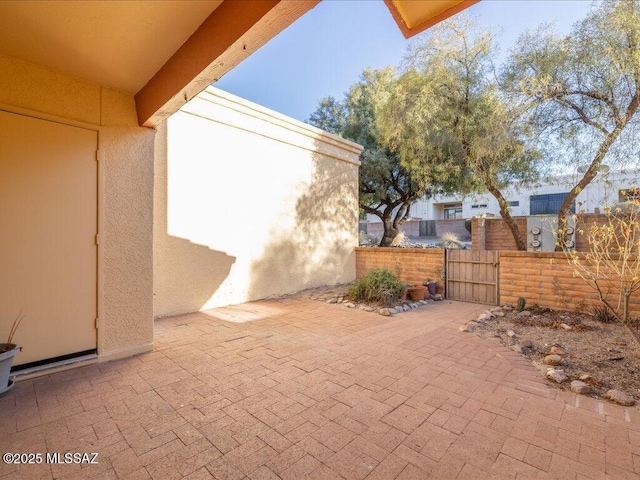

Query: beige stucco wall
(154, 87), (362, 317)
(0, 54), (154, 361)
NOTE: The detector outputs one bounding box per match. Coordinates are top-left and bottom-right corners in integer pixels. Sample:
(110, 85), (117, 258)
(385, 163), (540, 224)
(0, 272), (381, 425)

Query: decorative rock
(394, 307), (404, 314)
(512, 345), (526, 354)
(434, 294), (443, 301)
(560, 323), (573, 331)
(495, 311), (506, 317)
(419, 300), (428, 305)
(515, 311), (532, 319)
(459, 324), (472, 332)
(345, 302), (356, 308)
(490, 307), (502, 313)
(544, 354), (563, 366)
(403, 305), (410, 311)
(507, 330), (517, 338)
(378, 308), (391, 316)
(502, 304), (513, 311)
(362, 306), (375, 312)
(520, 339), (533, 348)
(579, 374), (596, 384)
(570, 380), (592, 395)
(478, 313), (492, 321)
(605, 389), (635, 406)
(549, 346), (566, 355)
(326, 298), (338, 304)
(546, 369), (568, 383)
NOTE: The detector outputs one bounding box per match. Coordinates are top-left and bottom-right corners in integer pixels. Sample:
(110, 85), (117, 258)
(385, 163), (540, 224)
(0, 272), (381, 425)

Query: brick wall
(472, 217), (527, 251)
(363, 219), (421, 238)
(499, 251), (640, 318)
(355, 247), (445, 293)
(472, 215), (613, 252)
(435, 219), (470, 240)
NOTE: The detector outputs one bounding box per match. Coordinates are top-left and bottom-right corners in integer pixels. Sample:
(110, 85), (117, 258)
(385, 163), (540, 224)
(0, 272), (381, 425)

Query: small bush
(464, 219), (472, 234)
(439, 232), (464, 249)
(348, 268), (405, 306)
(590, 304), (617, 323)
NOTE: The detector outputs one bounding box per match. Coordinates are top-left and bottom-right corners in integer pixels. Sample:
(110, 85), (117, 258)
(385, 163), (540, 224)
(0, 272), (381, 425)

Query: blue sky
(215, 0), (595, 122)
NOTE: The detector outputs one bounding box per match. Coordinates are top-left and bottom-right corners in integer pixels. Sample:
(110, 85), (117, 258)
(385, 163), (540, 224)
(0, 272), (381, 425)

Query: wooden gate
(446, 250), (499, 305)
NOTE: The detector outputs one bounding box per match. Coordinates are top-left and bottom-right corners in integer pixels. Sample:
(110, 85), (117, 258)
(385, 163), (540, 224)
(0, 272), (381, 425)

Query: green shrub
(348, 268), (405, 306)
(464, 218), (472, 234)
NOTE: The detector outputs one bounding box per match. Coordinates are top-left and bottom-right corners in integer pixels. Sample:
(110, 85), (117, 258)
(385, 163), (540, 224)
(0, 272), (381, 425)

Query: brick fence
(355, 247), (445, 293)
(355, 247), (640, 317)
(472, 214), (610, 251)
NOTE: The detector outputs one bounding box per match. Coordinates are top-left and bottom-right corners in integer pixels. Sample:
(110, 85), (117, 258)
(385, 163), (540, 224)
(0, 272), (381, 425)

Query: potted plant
(1, 311), (24, 396)
(423, 278), (437, 296)
(407, 285), (427, 301)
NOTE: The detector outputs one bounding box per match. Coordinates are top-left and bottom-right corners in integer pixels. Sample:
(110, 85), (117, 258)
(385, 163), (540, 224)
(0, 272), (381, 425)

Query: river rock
(570, 380), (592, 395)
(378, 308), (391, 316)
(549, 346), (566, 355)
(520, 339), (533, 348)
(544, 354), (563, 366)
(546, 369), (568, 383)
(606, 389), (636, 406)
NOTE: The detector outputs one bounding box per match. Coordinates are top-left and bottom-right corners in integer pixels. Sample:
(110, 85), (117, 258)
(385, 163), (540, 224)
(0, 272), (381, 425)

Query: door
(0, 111), (98, 367)
(446, 250), (499, 305)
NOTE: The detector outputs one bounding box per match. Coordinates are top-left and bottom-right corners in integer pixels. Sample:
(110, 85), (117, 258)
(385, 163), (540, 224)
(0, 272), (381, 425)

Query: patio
(1, 297), (639, 480)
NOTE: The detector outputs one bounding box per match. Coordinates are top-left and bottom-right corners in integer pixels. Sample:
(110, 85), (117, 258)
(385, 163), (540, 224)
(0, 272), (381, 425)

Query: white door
(0, 111), (98, 367)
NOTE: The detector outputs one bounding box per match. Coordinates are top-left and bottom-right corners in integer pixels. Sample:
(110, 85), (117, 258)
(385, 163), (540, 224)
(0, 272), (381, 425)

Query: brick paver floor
(1, 297), (639, 479)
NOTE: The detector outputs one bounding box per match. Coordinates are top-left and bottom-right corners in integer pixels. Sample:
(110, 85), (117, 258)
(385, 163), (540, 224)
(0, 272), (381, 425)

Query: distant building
(409, 168), (640, 221)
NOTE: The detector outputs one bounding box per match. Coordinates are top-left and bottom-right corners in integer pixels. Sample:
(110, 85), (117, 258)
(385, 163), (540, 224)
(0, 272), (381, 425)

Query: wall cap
(180, 86), (363, 165)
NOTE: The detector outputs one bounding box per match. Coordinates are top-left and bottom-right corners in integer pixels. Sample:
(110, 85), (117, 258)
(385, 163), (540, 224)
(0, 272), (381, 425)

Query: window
(444, 206), (462, 219)
(471, 204), (487, 209)
(530, 193), (575, 215)
(509, 200), (519, 207)
(619, 187), (640, 202)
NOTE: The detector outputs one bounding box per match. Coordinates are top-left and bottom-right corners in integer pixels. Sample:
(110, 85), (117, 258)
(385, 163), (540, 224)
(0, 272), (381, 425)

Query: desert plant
(1, 310), (25, 353)
(348, 268), (405, 306)
(564, 202), (640, 346)
(516, 297), (526, 312)
(391, 231), (406, 246)
(590, 304), (617, 323)
(439, 232), (464, 249)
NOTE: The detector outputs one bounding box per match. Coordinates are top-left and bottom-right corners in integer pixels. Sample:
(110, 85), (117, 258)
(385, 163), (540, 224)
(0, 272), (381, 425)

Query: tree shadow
(153, 122), (235, 317)
(247, 142), (359, 300)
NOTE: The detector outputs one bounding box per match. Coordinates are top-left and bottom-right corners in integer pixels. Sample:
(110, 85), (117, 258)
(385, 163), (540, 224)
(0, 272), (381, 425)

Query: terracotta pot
(407, 286), (427, 301)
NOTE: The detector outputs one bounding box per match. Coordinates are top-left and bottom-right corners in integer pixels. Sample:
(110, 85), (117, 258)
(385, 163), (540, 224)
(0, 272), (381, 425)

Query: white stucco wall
(410, 169), (640, 220)
(0, 54), (154, 362)
(154, 87), (362, 317)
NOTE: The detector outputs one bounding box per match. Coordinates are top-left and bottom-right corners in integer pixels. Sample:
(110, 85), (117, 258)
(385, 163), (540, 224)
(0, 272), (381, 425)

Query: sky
(215, 0), (596, 122)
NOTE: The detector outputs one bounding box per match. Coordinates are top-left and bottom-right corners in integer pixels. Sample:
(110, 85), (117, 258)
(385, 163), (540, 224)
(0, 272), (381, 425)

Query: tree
(564, 201), (640, 347)
(503, 0), (640, 249)
(308, 69), (433, 246)
(379, 17), (539, 250)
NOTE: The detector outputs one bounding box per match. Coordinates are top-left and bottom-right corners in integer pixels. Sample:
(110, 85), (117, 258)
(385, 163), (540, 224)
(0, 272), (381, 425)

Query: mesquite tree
(503, 0), (640, 249)
(379, 17), (539, 250)
(308, 69), (433, 246)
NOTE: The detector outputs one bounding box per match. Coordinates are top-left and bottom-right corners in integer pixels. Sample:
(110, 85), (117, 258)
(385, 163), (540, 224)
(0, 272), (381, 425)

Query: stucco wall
(0, 54), (154, 361)
(154, 87), (362, 317)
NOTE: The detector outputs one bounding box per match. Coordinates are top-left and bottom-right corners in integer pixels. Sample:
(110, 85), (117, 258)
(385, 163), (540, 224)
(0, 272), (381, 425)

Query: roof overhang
(0, 0), (478, 128)
(384, 0), (481, 39)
